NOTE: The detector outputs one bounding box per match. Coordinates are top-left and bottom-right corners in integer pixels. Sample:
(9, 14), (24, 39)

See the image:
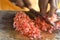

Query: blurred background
(0, 0), (60, 11)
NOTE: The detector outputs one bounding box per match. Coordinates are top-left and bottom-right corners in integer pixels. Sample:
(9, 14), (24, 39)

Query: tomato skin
(13, 12), (41, 40)
(35, 14), (60, 33)
(13, 11), (60, 40)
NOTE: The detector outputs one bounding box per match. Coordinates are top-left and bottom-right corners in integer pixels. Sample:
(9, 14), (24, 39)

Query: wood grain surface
(0, 11), (60, 40)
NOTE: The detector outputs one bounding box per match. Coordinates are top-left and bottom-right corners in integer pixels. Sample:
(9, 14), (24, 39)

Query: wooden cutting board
(0, 11), (60, 40)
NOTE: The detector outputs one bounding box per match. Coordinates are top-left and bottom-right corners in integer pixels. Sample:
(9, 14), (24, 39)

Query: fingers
(16, 0), (31, 9)
(16, 0), (25, 8)
(23, 0), (31, 9)
(38, 0), (49, 16)
(48, 0), (56, 17)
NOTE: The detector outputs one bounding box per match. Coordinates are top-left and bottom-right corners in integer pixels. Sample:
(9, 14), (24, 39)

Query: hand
(16, 0), (31, 9)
